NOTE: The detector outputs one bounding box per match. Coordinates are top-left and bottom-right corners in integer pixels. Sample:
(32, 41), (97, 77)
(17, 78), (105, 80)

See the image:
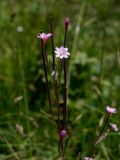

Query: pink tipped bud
(60, 129), (67, 138)
(65, 17), (70, 30)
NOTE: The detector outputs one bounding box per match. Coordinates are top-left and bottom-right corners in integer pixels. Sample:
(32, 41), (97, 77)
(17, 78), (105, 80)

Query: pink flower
(60, 129), (67, 138)
(109, 123), (118, 131)
(106, 106), (117, 115)
(84, 157), (94, 160)
(55, 46), (70, 59)
(37, 33), (52, 43)
(65, 17), (70, 29)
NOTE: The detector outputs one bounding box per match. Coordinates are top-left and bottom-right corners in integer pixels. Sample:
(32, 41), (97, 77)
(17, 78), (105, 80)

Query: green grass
(0, 0), (120, 159)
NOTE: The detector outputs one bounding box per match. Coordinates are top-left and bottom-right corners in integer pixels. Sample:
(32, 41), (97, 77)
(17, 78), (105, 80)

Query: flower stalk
(41, 39), (53, 118)
(93, 114), (109, 147)
(50, 16), (61, 130)
(90, 106), (117, 156)
(63, 18), (70, 129)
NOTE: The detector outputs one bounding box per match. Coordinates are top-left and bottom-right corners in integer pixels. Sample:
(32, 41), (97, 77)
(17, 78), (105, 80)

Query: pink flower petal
(37, 32), (52, 43)
(55, 46), (70, 59)
(106, 106), (117, 115)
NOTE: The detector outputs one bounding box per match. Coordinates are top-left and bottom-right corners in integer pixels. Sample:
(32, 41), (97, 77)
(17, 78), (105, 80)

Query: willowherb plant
(37, 17), (118, 160)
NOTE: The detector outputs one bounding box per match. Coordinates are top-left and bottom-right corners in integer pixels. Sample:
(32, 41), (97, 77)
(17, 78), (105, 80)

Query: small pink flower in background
(106, 106), (117, 115)
(60, 129), (67, 138)
(65, 17), (70, 29)
(84, 157), (94, 160)
(55, 46), (70, 59)
(109, 123), (118, 131)
(37, 33), (52, 43)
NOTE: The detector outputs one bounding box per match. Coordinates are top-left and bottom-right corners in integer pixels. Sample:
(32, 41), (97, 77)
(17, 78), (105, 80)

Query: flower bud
(65, 18), (70, 30)
(60, 129), (67, 138)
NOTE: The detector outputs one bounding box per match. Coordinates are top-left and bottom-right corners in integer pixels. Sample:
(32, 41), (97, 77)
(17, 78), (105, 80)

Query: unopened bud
(65, 18), (70, 30)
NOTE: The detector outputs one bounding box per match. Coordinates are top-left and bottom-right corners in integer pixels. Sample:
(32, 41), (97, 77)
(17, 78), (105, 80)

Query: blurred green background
(0, 0), (120, 159)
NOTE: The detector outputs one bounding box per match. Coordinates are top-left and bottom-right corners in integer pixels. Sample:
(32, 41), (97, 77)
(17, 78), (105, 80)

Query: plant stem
(64, 29), (67, 47)
(60, 137), (67, 159)
(50, 16), (60, 129)
(63, 59), (67, 128)
(90, 114), (109, 155)
(95, 115), (109, 143)
(59, 22), (67, 84)
(41, 40), (53, 118)
(63, 28), (67, 128)
(50, 16), (55, 71)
